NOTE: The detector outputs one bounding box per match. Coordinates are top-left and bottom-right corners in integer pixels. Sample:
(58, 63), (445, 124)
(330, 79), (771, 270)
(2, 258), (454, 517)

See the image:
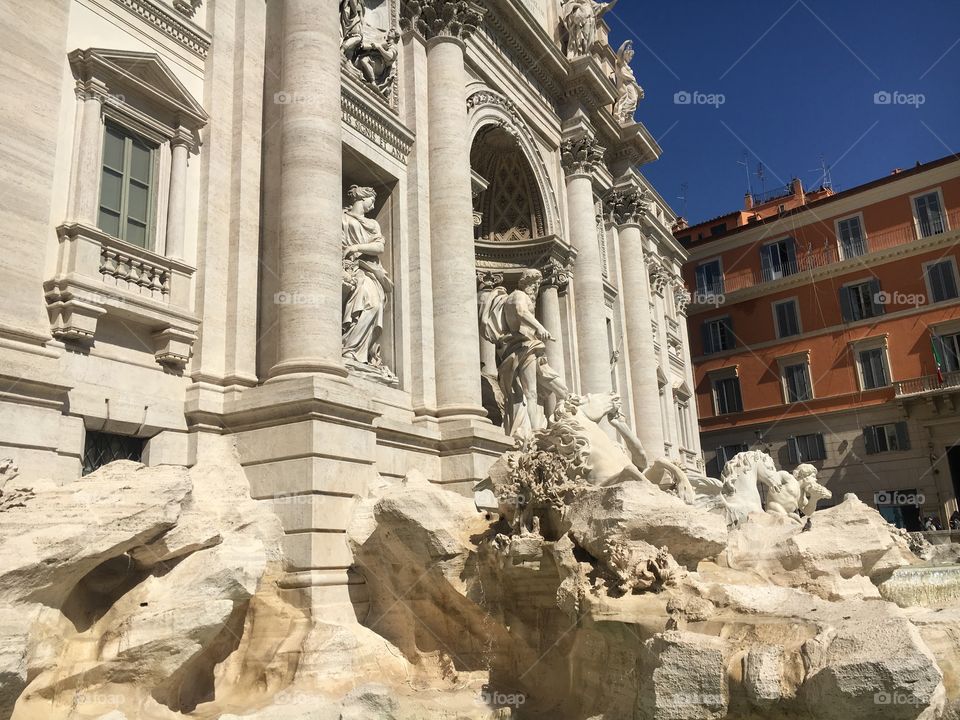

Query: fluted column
(606, 186), (663, 458)
(539, 259), (570, 383)
(404, 0), (487, 418)
(561, 135), (610, 395)
(270, 0), (345, 379)
(164, 130), (190, 259)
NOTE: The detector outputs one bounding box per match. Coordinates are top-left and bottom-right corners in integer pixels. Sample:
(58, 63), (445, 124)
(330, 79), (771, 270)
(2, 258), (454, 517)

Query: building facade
(0, 0), (700, 616)
(681, 157), (960, 529)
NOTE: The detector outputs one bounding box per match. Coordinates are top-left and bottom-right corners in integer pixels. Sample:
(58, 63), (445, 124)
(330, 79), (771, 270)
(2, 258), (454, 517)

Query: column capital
(540, 258), (572, 291)
(673, 283), (691, 316)
(476, 269), (504, 291)
(401, 0), (485, 42)
(604, 186), (651, 227)
(560, 134), (606, 177)
(647, 257), (670, 297)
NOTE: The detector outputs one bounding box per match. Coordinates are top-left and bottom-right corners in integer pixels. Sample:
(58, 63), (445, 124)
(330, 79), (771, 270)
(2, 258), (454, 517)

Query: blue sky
(605, 0), (960, 223)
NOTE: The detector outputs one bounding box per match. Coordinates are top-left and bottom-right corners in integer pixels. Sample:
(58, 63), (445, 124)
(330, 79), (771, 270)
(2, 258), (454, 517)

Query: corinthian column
(270, 0), (346, 379)
(404, 0), (487, 419)
(561, 134), (610, 395)
(606, 185), (663, 458)
(539, 259), (571, 383)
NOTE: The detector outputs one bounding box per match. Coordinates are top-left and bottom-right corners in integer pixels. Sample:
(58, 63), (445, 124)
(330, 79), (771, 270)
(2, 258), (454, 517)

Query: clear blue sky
(605, 0), (960, 224)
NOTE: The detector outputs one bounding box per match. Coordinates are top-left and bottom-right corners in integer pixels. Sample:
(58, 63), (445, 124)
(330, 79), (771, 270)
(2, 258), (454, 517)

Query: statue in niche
(560, 0), (619, 60)
(613, 40), (644, 125)
(479, 269), (569, 438)
(342, 185), (397, 385)
(340, 0), (399, 99)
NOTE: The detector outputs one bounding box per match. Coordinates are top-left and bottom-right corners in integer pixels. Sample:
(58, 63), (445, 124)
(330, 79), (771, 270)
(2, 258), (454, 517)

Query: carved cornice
(401, 0), (485, 41)
(341, 75), (415, 164)
(172, 0), (201, 18)
(604, 187), (650, 226)
(560, 135), (606, 177)
(106, 0), (211, 59)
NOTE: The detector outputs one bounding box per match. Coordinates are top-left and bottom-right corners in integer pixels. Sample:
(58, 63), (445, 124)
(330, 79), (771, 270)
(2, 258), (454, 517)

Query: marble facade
(0, 0), (700, 617)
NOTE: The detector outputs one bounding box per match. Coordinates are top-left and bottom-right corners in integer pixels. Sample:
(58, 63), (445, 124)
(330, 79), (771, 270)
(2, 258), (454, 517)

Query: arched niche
(466, 88), (561, 241)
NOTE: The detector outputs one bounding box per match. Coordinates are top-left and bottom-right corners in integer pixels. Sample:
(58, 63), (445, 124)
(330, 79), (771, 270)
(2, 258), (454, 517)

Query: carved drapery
(560, 135), (605, 176)
(401, 0), (484, 40)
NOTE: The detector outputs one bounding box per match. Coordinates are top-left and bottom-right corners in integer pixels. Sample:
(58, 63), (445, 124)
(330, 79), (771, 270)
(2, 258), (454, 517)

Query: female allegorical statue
(613, 40), (644, 125)
(342, 185), (397, 384)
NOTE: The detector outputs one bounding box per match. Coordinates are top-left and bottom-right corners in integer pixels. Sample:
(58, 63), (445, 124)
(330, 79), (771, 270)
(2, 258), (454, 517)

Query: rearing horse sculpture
(688, 450), (781, 528)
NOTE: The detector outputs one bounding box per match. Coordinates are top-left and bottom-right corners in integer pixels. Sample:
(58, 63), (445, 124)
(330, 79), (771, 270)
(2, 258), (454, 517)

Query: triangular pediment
(69, 48), (207, 128)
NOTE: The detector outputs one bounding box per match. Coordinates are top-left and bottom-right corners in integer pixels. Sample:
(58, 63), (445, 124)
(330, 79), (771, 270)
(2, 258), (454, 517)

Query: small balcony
(894, 371), (960, 398)
(705, 207), (960, 297)
(44, 222), (199, 369)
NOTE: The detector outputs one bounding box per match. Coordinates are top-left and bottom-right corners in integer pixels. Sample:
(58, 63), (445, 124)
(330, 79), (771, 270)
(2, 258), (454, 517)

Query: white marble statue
(0, 457), (18, 491)
(479, 269), (568, 437)
(688, 450), (782, 528)
(340, 0), (365, 62)
(765, 463), (833, 522)
(613, 40), (644, 125)
(342, 185), (397, 384)
(355, 28), (400, 97)
(560, 0), (619, 59)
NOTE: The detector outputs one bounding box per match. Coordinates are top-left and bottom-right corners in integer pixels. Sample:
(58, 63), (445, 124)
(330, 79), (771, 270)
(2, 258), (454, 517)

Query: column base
(268, 358), (349, 379)
(436, 416), (513, 496)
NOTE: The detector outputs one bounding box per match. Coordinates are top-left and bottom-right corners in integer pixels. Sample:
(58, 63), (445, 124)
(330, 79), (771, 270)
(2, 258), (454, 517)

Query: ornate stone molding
(476, 270), (504, 291)
(674, 284), (691, 316)
(172, 0), (201, 18)
(604, 187), (650, 226)
(341, 76), (415, 163)
(541, 258), (572, 291)
(401, 0), (485, 41)
(106, 0), (211, 59)
(647, 259), (670, 297)
(560, 135), (606, 176)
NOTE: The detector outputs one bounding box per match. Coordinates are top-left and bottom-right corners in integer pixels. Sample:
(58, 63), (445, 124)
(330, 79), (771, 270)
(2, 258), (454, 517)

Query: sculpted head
(386, 29), (400, 45)
(518, 268), (543, 298)
(347, 185), (376, 213)
(794, 463), (819, 483)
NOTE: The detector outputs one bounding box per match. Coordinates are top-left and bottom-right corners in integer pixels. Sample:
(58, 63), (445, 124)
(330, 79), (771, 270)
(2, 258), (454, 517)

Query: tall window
(858, 347), (890, 389)
(837, 215), (867, 258)
(935, 331), (960, 372)
(925, 260), (959, 303)
(773, 299), (801, 338)
(713, 376), (743, 415)
(702, 317), (735, 354)
(788, 433), (826, 463)
(840, 280), (884, 322)
(914, 191), (946, 238)
(695, 259), (724, 296)
(760, 238), (798, 282)
(98, 121), (156, 248)
(783, 362), (813, 402)
(864, 422), (910, 454)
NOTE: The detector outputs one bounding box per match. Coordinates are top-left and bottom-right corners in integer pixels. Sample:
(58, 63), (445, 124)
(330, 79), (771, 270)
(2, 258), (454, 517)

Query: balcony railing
(894, 370), (960, 397)
(750, 184), (794, 206)
(713, 208), (960, 296)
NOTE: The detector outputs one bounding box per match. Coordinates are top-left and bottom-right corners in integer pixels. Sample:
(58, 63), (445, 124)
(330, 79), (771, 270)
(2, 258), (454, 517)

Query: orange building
(679, 155), (960, 530)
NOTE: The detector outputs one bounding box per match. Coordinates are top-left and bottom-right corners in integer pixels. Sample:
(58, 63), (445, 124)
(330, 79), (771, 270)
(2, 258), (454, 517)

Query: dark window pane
(82, 431), (145, 476)
(129, 139), (152, 183)
(99, 168), (123, 213)
(127, 180), (149, 223)
(98, 208), (120, 237)
(126, 219), (147, 247)
(102, 124), (125, 171)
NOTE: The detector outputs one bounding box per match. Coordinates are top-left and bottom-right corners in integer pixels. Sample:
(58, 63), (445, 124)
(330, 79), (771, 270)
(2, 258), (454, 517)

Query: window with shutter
(940, 332), (960, 372)
(838, 216), (867, 258)
(926, 261), (959, 303)
(774, 299), (800, 337)
(914, 192), (946, 238)
(784, 363), (812, 402)
(858, 348), (889, 389)
(865, 423), (910, 453)
(863, 426), (878, 455)
(713, 377), (743, 415)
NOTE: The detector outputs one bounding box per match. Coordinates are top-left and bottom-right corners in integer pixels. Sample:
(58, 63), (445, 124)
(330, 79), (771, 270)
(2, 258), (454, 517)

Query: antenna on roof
(756, 163), (766, 198)
(677, 181), (688, 215)
(809, 154), (834, 191)
(737, 150), (753, 197)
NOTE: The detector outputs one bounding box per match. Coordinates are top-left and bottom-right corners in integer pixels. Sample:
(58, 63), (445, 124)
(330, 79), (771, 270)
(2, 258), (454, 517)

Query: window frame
(98, 119), (160, 249)
(760, 236), (799, 282)
(834, 212), (868, 259)
(710, 368), (744, 416)
(777, 351), (814, 403)
(840, 277), (884, 322)
(911, 188), (948, 239)
(695, 256), (725, 297)
(851, 335), (892, 391)
(788, 432), (827, 464)
(772, 296), (802, 338)
(923, 257), (960, 304)
(702, 315), (735, 355)
(864, 422), (911, 454)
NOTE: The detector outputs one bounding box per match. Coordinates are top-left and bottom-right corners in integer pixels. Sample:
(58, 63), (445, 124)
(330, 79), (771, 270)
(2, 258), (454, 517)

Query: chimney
(744, 193), (754, 210)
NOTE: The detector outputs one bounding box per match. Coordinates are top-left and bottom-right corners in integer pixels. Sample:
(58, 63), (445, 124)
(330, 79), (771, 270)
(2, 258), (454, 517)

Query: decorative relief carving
(560, 135), (605, 176)
(674, 285), (691, 316)
(401, 0), (485, 41)
(106, 0), (211, 59)
(172, 0), (201, 18)
(476, 270), (504, 291)
(648, 260), (670, 296)
(559, 0), (619, 59)
(341, 0), (400, 103)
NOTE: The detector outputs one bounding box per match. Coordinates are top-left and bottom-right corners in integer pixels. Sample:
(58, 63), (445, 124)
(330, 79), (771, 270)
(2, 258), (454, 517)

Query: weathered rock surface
(641, 630), (730, 719)
(566, 479), (728, 569)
